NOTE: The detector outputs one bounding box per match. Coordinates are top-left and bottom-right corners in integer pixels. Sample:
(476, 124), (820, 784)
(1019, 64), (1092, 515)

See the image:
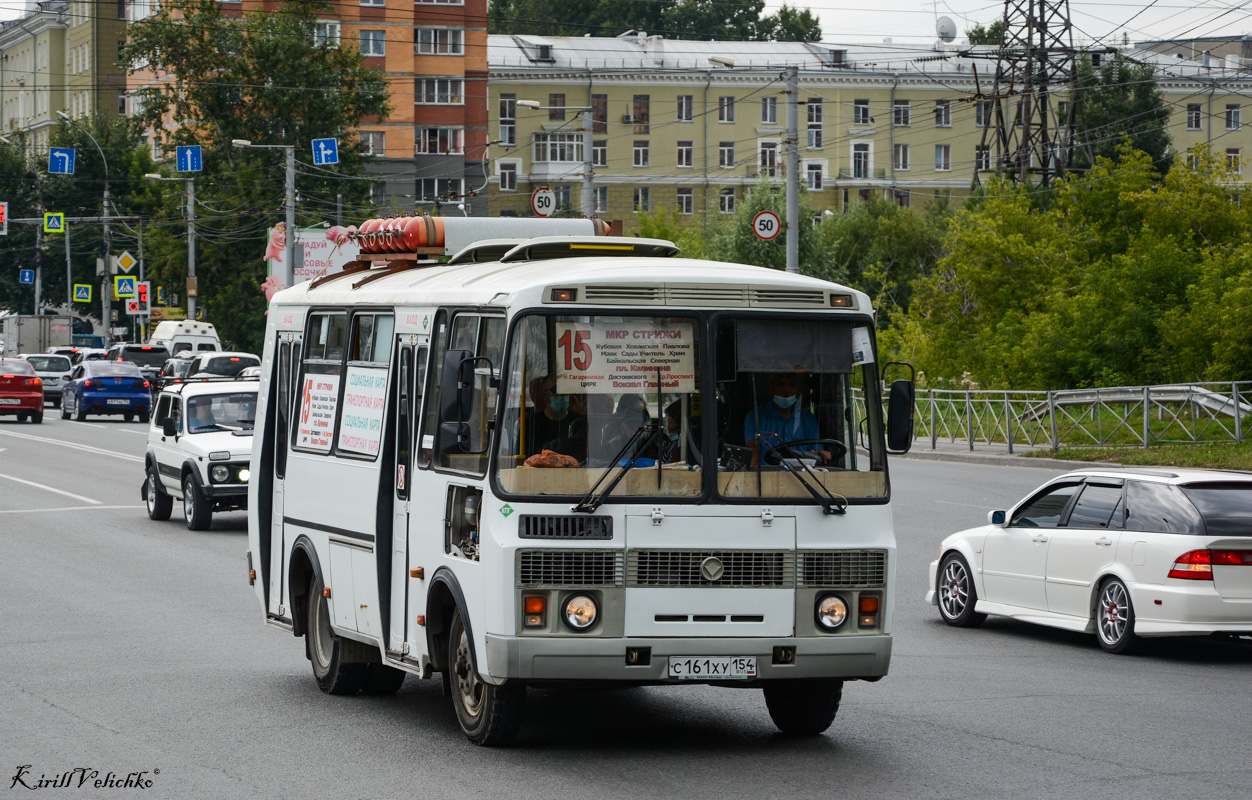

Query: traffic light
(128, 281), (151, 315)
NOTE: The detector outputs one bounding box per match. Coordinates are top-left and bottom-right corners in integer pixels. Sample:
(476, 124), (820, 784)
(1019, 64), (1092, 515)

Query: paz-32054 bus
(247, 234), (914, 745)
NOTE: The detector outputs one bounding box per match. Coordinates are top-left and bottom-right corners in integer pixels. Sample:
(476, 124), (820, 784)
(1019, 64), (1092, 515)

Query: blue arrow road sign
(48, 147), (76, 175)
(312, 138), (339, 165)
(176, 145), (203, 173)
(19, 269), (34, 285)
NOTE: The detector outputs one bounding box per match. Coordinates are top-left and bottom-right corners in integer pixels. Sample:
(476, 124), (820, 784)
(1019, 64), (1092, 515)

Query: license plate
(0, 398), (20, 405)
(45, 378), (58, 384)
(106, 399), (130, 406)
(668, 656), (757, 680)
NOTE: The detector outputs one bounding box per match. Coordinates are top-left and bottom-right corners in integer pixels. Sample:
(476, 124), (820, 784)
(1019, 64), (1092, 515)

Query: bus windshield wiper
(760, 439), (847, 516)
(572, 422), (662, 514)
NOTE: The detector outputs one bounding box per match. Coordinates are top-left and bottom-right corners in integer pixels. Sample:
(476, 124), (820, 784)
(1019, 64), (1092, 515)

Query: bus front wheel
(448, 609), (524, 746)
(307, 577), (365, 695)
(763, 679), (843, 735)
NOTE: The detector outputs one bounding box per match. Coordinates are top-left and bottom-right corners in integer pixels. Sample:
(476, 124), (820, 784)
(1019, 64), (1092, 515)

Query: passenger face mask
(773, 395), (798, 409)
(667, 431), (680, 442)
(549, 395), (570, 413)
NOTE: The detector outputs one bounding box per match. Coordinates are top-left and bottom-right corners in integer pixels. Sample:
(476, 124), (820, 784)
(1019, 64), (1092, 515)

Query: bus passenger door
(389, 341), (420, 652)
(269, 338), (297, 616)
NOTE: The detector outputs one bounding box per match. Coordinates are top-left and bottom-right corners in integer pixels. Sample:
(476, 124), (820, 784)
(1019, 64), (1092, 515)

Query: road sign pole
(285, 145), (296, 291)
(65, 221), (72, 312)
(34, 194), (42, 313)
(785, 65), (800, 274)
(187, 179), (197, 321)
(102, 187), (112, 343)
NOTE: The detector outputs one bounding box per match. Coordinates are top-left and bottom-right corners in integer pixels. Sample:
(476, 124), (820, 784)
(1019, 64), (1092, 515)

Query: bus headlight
(816, 594), (849, 631)
(237, 468), (250, 483)
(211, 465), (230, 483)
(563, 594), (598, 631)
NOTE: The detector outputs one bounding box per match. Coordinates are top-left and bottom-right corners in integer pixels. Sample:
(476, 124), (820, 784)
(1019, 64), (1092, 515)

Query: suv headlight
(210, 465), (230, 483)
(816, 594), (849, 631)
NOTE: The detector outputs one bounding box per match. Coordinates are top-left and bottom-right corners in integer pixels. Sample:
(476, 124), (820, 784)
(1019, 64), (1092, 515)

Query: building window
(718, 96), (735, 123)
(594, 186), (608, 213)
(554, 185), (571, 209)
(1228, 148), (1241, 174)
(976, 100), (992, 128)
(359, 30), (385, 57)
(533, 133), (583, 163)
(1227, 104), (1241, 130)
(807, 100), (822, 148)
(975, 144), (991, 171)
(677, 95), (693, 121)
(592, 140), (607, 167)
(893, 144), (909, 171)
(360, 131), (385, 157)
(761, 96), (777, 124)
(632, 94), (650, 133)
(418, 127), (463, 154)
(361, 0), (385, 5)
(759, 142), (778, 177)
(852, 143), (870, 178)
(314, 20), (340, 48)
(677, 187), (693, 215)
(633, 187), (650, 213)
(677, 141), (693, 168)
(806, 163), (823, 190)
(416, 0), (465, 4)
(894, 190), (910, 209)
(934, 100), (951, 127)
(418, 178), (463, 202)
(592, 94), (607, 133)
(853, 99), (870, 125)
(548, 93), (565, 121)
(416, 78), (463, 104)
(893, 99), (910, 127)
(499, 163), (517, 191)
(719, 188), (735, 214)
(117, 90), (127, 116)
(633, 140), (650, 167)
(719, 142), (735, 168)
(935, 144), (951, 171)
(416, 28), (463, 55)
(1186, 150), (1199, 170)
(499, 93), (516, 145)
(1187, 104), (1202, 130)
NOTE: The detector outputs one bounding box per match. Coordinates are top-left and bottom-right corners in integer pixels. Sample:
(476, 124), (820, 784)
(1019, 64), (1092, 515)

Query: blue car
(61, 361), (151, 423)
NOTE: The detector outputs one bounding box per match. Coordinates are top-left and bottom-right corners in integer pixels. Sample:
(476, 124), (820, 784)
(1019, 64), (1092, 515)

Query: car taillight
(29, 377), (41, 386)
(1169, 549), (1214, 580)
(87, 379), (101, 388)
(1211, 550), (1252, 565)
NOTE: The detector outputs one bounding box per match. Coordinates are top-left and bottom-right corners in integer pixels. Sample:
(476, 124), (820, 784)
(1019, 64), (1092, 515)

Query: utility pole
(34, 197), (43, 312)
(285, 146), (296, 287)
(65, 221), (72, 313)
(336, 193), (343, 227)
(582, 106), (595, 217)
(784, 66), (800, 274)
(187, 179), (197, 320)
(102, 186), (112, 340)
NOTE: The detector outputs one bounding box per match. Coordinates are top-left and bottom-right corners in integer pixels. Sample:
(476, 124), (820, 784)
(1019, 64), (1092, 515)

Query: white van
(148, 320), (221, 355)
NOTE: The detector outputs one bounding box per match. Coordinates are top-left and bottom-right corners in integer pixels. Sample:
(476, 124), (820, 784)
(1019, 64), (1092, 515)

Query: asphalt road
(2, 414), (1250, 799)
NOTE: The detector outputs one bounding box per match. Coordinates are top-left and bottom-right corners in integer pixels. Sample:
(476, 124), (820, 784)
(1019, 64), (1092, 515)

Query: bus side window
(418, 312), (449, 468)
(396, 346), (413, 499)
(434, 314), (504, 473)
(275, 340), (291, 478)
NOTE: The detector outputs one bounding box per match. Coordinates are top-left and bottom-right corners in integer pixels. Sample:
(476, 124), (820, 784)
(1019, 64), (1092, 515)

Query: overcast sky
(0, 1), (1246, 47)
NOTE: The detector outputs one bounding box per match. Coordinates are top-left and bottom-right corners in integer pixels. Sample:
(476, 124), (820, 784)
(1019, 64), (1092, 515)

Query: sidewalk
(899, 439), (1119, 470)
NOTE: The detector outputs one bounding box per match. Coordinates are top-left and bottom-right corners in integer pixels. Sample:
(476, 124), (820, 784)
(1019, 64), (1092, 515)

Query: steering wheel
(768, 438), (848, 466)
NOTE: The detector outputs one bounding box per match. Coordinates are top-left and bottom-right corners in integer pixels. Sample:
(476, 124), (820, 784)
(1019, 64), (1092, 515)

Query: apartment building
(126, 0), (489, 213)
(0, 0), (126, 153)
(488, 33), (1252, 229)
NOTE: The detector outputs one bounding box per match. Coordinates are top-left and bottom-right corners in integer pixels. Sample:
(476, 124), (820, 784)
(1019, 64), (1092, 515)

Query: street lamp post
(57, 111), (112, 340)
(144, 173), (197, 319)
(232, 139), (296, 290)
(517, 100), (595, 218)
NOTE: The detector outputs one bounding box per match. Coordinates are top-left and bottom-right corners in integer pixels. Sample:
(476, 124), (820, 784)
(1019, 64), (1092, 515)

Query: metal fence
(876, 382), (1252, 452)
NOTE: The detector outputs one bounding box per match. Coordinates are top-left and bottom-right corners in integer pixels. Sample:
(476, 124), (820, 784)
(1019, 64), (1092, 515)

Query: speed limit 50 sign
(752, 210), (781, 241)
(531, 186), (557, 217)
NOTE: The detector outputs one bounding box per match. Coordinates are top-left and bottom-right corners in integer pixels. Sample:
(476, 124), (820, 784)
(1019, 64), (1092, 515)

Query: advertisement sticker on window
(337, 366), (388, 456)
(297, 374), (341, 452)
(554, 320), (696, 394)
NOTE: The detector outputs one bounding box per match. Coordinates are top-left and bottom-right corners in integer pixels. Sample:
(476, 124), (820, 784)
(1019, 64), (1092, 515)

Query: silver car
(21, 353), (72, 407)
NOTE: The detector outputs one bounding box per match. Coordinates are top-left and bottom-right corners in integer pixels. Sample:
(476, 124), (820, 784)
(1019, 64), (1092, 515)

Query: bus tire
(146, 468), (173, 521)
(362, 663), (406, 695)
(763, 679), (843, 735)
(448, 609), (524, 746)
(307, 577), (366, 695)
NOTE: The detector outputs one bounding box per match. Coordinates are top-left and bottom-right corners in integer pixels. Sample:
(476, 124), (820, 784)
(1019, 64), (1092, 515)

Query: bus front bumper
(484, 633), (891, 682)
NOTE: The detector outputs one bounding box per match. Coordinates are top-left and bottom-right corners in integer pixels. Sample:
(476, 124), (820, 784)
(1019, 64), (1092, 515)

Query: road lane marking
(0, 428), (143, 463)
(0, 504), (141, 514)
(0, 473), (101, 504)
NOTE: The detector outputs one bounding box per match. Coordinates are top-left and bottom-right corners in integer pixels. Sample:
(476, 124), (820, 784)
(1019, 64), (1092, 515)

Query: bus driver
(744, 372), (832, 466)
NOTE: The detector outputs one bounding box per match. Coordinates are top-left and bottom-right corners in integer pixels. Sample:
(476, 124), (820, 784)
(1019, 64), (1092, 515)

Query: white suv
(142, 378), (258, 530)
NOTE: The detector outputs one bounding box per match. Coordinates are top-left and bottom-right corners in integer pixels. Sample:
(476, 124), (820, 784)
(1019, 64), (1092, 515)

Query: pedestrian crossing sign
(43, 212), (65, 233)
(74, 284), (92, 302)
(114, 275), (136, 298)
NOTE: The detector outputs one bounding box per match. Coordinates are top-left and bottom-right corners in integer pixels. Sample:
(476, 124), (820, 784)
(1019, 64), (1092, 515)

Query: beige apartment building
(487, 33), (1252, 229)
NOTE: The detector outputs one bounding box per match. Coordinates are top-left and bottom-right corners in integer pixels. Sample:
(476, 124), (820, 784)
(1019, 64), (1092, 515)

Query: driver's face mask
(773, 395), (798, 409)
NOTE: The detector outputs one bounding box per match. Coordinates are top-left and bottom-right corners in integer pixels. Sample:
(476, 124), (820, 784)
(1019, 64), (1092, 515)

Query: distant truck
(0, 315), (73, 358)
(147, 320), (221, 355)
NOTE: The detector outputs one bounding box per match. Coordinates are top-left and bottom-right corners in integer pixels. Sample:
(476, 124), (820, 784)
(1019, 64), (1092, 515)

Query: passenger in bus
(744, 373), (832, 466)
(524, 373), (588, 461)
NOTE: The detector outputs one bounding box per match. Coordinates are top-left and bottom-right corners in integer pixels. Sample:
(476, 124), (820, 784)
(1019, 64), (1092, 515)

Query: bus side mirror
(886, 379), (914, 454)
(439, 349), (474, 423)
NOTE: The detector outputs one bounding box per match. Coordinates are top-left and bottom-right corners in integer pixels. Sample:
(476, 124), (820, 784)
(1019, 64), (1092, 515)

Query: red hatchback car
(0, 358), (44, 423)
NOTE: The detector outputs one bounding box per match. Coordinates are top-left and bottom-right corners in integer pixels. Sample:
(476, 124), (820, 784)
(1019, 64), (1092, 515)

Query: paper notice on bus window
(297, 373), (341, 452)
(852, 326), (874, 365)
(338, 366), (388, 456)
(555, 320), (696, 394)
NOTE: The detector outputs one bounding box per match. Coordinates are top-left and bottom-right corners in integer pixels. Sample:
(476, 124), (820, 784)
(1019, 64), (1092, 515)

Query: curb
(900, 448), (1120, 470)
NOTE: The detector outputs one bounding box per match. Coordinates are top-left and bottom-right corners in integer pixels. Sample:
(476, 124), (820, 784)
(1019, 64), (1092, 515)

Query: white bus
(247, 235), (915, 745)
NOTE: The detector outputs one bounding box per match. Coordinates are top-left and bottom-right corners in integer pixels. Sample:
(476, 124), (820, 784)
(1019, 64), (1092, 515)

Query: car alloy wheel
(937, 554), (987, 628)
(1096, 578), (1139, 654)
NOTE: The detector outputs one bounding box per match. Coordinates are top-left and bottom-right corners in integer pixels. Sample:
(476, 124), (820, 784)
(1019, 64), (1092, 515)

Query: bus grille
(798, 550), (887, 588)
(628, 550), (794, 588)
(517, 549), (624, 588)
(518, 515), (613, 540)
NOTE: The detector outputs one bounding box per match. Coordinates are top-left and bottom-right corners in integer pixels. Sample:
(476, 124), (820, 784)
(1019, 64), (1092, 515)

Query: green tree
(120, 0), (391, 351)
(756, 6), (823, 42)
(1073, 54), (1172, 170)
(489, 0), (821, 41)
(966, 20), (1005, 46)
(705, 178), (829, 275)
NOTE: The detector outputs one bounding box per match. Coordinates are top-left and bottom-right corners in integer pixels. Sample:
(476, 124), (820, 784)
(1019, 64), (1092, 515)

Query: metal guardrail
(869, 382), (1252, 452)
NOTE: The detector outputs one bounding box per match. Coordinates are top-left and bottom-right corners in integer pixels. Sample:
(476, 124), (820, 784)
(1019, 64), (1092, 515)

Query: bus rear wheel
(448, 609), (524, 746)
(307, 577), (366, 695)
(763, 679), (843, 735)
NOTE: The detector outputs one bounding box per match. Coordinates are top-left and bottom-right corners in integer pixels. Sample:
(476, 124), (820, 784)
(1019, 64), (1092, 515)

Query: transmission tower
(970, 0), (1098, 186)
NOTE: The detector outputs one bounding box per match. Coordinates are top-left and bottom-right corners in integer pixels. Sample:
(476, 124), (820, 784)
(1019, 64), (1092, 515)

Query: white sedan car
(927, 469), (1252, 653)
